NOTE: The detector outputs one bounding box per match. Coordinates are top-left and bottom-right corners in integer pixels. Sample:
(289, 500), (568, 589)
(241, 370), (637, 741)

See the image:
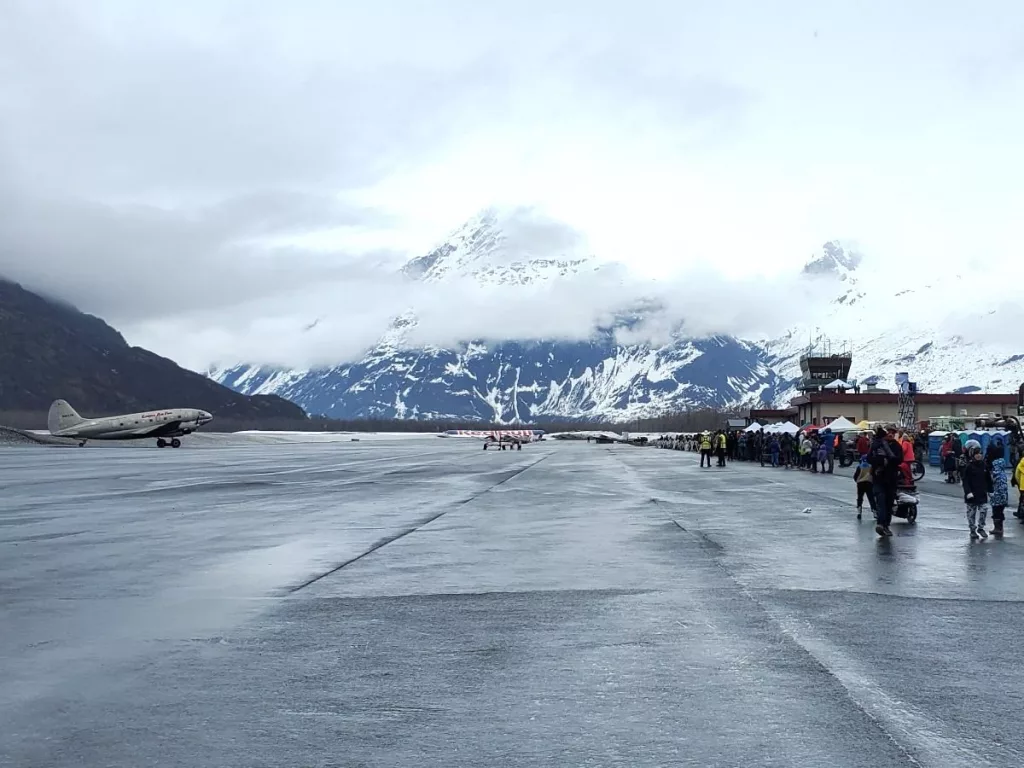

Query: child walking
(990, 457), (1009, 535)
(961, 447), (990, 539)
(1014, 454), (1024, 522)
(854, 458), (876, 520)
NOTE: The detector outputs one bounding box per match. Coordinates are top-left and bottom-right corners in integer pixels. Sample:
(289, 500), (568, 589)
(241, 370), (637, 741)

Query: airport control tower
(797, 340), (853, 393)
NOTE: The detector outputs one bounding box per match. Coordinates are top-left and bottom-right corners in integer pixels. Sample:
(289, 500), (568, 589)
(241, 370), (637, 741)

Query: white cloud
(1, 0), (1022, 371)
(128, 250), (840, 371)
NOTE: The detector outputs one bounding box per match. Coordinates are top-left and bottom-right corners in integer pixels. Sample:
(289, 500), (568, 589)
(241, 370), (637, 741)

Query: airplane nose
(199, 411), (213, 424)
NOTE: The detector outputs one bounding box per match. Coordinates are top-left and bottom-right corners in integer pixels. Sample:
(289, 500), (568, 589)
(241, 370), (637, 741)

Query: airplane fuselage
(50, 406), (214, 442)
(439, 429), (545, 444)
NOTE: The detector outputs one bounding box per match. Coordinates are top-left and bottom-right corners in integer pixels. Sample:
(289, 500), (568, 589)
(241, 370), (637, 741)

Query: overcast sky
(1, 1), (1022, 369)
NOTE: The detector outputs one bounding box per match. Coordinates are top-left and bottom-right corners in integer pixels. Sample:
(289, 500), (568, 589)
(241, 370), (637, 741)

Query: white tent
(824, 380), (851, 390)
(744, 422), (763, 433)
(823, 416), (858, 432)
(758, 422), (796, 435)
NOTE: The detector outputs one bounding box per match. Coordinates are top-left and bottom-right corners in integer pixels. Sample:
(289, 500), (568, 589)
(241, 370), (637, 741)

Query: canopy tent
(762, 422), (799, 435)
(744, 422), (763, 433)
(823, 416), (859, 433)
(823, 380), (852, 390)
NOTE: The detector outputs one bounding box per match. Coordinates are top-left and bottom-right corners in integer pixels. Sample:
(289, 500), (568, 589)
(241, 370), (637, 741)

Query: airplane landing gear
(157, 438), (182, 448)
(78, 440), (87, 447)
(171, 438), (181, 448)
(157, 438), (167, 448)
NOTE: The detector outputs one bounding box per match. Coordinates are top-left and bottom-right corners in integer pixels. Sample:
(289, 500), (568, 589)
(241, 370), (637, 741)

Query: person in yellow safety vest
(1012, 454), (1024, 521)
(699, 432), (713, 468)
(716, 431), (728, 467)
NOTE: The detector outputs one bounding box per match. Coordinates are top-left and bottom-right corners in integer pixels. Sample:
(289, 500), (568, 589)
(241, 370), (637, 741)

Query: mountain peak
(401, 206), (596, 285)
(801, 241), (862, 279)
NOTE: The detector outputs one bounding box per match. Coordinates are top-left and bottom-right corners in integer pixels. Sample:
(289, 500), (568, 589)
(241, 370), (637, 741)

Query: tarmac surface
(3, 438), (1024, 767)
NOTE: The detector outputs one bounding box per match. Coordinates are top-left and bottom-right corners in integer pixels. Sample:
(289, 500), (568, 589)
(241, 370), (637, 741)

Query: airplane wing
(124, 420), (184, 438)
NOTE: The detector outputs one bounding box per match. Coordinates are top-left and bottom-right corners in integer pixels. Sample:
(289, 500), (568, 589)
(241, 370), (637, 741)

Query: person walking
(868, 427), (897, 537)
(854, 457), (876, 520)
(990, 457), (1009, 535)
(962, 446), (991, 539)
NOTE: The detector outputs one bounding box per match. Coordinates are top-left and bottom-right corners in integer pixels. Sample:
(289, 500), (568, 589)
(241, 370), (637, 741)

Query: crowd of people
(935, 431), (1024, 537)
(653, 424), (1024, 540)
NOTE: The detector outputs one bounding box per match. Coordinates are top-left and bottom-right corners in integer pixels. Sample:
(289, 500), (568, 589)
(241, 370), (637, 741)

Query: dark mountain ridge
(0, 277), (306, 420)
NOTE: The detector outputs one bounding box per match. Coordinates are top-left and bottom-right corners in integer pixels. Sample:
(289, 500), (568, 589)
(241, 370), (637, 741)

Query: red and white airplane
(438, 429), (545, 450)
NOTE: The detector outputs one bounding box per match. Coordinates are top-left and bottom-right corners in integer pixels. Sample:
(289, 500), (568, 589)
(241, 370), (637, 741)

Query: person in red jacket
(855, 431), (870, 458)
(899, 431), (915, 485)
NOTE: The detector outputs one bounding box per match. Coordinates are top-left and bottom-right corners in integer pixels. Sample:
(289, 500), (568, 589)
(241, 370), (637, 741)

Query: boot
(992, 519), (1004, 536)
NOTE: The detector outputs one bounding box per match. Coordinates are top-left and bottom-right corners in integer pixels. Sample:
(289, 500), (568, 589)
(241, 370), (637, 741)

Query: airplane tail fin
(48, 399), (85, 433)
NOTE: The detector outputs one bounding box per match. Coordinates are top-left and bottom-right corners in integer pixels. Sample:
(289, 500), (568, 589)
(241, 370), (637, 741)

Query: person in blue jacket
(989, 457), (1009, 535)
(821, 428), (835, 473)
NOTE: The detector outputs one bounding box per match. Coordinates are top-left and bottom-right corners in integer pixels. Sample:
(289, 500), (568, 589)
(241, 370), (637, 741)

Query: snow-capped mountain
(400, 208), (599, 286)
(765, 241), (1024, 400)
(210, 211), (1024, 422)
(210, 208), (781, 421)
(213, 334), (778, 422)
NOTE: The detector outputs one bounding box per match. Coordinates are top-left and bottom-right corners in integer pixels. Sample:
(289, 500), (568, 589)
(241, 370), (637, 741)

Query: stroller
(891, 484), (919, 523)
(891, 464), (920, 523)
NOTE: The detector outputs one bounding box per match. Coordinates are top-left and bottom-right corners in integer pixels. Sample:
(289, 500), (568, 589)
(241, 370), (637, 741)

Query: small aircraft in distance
(437, 429), (545, 450)
(47, 399), (214, 448)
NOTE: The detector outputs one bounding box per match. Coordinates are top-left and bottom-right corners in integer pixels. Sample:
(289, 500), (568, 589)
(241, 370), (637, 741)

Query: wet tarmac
(2, 440), (1024, 767)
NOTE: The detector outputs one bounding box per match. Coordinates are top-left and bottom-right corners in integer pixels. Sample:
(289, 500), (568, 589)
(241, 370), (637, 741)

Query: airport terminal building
(789, 391), (1017, 427)
(749, 346), (1020, 427)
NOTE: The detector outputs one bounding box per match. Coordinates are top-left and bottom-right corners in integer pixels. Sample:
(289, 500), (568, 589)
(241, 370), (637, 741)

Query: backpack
(869, 440), (891, 471)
